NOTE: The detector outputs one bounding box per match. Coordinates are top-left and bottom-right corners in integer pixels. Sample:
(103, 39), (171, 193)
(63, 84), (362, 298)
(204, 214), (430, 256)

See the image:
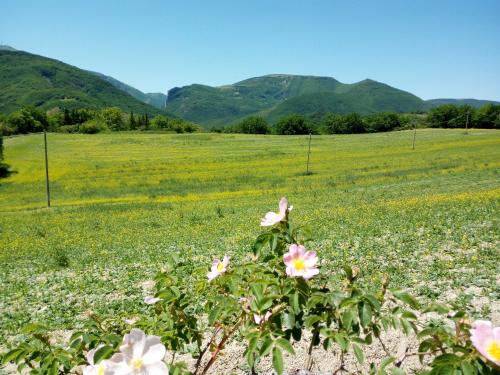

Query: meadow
(0, 129), (499, 347)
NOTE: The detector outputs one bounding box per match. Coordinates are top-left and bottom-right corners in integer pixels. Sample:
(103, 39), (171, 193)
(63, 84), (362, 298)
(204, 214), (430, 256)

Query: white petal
(144, 361), (169, 375)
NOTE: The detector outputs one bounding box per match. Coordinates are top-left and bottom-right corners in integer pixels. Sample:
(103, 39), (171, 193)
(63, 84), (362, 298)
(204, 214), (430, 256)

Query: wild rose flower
(283, 244), (319, 280)
(144, 296), (161, 305)
(260, 197), (292, 226)
(254, 311), (272, 325)
(471, 320), (500, 366)
(83, 344), (108, 375)
(107, 328), (168, 375)
(207, 255), (229, 281)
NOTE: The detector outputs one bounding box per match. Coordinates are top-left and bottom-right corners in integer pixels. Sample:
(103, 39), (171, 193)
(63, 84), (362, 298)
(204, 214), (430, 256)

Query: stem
(306, 330), (319, 370)
(378, 336), (390, 355)
(332, 350), (346, 375)
(194, 327), (221, 375)
(200, 316), (244, 375)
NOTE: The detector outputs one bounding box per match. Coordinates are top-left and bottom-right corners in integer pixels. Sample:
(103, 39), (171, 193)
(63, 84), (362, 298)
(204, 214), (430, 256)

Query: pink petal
(144, 296), (160, 305)
(493, 327), (500, 341)
(261, 212), (281, 226)
(288, 244), (300, 258)
(212, 259), (221, 268)
(304, 251), (318, 267)
(279, 197), (288, 216)
(222, 255), (230, 267)
(207, 270), (219, 281)
(283, 253), (292, 266)
(302, 267), (319, 280)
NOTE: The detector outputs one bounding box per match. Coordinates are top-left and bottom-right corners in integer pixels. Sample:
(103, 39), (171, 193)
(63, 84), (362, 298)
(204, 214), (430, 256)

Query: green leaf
(1, 349), (23, 364)
(342, 308), (355, 330)
(422, 303), (449, 314)
(380, 356), (396, 369)
(282, 311), (295, 330)
(460, 362), (475, 375)
(275, 338), (294, 355)
(431, 353), (461, 366)
(257, 297), (273, 311)
(343, 265), (353, 280)
(360, 302), (373, 327)
(272, 347), (283, 375)
(390, 368), (405, 375)
(21, 323), (45, 334)
(304, 315), (322, 328)
(391, 290), (419, 309)
(250, 283), (264, 301)
(93, 345), (114, 364)
(48, 360), (59, 375)
(208, 305), (222, 325)
(352, 344), (364, 364)
(259, 337), (273, 356)
(291, 292), (300, 313)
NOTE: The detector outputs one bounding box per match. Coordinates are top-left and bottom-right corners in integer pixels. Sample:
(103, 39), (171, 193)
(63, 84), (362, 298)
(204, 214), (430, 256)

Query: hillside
(88, 71), (167, 109)
(165, 74), (425, 127)
(0, 50), (166, 115)
(424, 98), (500, 109)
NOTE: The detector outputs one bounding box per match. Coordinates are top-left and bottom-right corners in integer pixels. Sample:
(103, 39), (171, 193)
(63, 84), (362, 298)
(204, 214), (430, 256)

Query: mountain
(164, 74), (425, 127)
(0, 50), (166, 115)
(424, 98), (500, 109)
(88, 71), (167, 109)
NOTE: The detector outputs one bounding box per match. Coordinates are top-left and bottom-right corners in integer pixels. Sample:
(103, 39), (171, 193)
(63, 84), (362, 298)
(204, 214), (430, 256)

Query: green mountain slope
(424, 98), (500, 109)
(0, 50), (165, 115)
(165, 74), (425, 127)
(88, 71), (167, 109)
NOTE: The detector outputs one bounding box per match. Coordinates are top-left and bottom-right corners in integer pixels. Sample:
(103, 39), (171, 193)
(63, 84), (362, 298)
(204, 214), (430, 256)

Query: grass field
(0, 129), (499, 343)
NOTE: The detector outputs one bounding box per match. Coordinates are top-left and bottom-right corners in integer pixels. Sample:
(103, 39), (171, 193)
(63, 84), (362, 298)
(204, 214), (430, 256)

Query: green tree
(6, 107), (48, 134)
(99, 107), (126, 131)
(236, 116), (270, 134)
(363, 112), (401, 132)
(275, 115), (312, 135)
(129, 112), (137, 130)
(322, 113), (364, 134)
(151, 115), (171, 129)
(474, 103), (500, 129)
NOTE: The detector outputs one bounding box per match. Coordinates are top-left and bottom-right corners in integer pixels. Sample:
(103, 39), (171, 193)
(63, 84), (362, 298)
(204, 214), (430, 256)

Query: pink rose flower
(283, 244), (319, 280)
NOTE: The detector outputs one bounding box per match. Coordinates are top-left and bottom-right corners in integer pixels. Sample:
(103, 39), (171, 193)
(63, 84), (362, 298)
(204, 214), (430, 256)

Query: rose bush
(1, 198), (498, 374)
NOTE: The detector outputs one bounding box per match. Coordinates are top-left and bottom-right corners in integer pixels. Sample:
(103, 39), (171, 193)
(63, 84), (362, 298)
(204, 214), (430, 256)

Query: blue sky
(2, 0), (499, 100)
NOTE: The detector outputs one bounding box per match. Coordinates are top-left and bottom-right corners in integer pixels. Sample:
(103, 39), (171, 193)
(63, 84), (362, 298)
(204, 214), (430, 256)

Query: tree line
(1, 103), (498, 137)
(0, 107), (200, 136)
(218, 103), (500, 135)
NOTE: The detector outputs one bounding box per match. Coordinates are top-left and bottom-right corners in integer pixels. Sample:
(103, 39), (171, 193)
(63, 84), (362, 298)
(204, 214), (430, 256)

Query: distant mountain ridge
(164, 74), (425, 126)
(88, 71), (167, 109)
(1, 46), (498, 126)
(0, 49), (167, 115)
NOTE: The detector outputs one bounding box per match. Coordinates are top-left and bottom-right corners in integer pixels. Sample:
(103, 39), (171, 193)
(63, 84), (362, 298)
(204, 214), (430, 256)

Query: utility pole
(306, 132), (312, 175)
(44, 130), (51, 208)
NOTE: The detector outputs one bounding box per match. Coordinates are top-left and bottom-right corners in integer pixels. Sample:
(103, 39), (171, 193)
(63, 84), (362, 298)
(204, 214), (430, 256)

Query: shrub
(363, 112), (401, 132)
(237, 116), (270, 134)
(79, 120), (109, 134)
(275, 115), (312, 135)
(2, 197), (498, 374)
(322, 113), (365, 134)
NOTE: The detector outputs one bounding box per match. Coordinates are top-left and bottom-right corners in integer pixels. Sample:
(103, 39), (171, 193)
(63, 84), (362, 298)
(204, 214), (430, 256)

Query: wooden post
(306, 132), (312, 175)
(44, 130), (51, 208)
(412, 122), (417, 150)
